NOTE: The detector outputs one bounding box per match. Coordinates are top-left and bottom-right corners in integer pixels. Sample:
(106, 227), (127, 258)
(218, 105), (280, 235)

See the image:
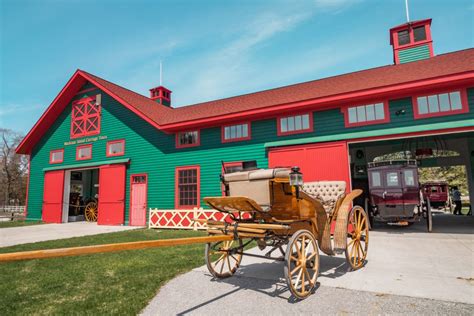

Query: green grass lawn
(0, 220), (43, 229)
(0, 229), (209, 315)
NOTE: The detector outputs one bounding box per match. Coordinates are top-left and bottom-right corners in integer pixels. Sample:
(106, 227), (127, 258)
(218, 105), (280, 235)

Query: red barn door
(130, 174), (147, 226)
(269, 141), (351, 190)
(98, 164), (126, 225)
(42, 170), (65, 223)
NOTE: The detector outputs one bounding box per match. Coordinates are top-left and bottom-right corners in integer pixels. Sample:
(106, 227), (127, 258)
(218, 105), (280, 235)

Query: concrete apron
(146, 214), (473, 311)
(0, 221), (139, 248)
(231, 229), (473, 304)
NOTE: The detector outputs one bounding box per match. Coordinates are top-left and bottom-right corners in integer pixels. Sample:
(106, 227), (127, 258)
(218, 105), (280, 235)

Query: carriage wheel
(345, 206), (369, 270)
(205, 238), (243, 278)
(426, 198), (432, 232)
(284, 229), (319, 300)
(84, 201), (98, 222)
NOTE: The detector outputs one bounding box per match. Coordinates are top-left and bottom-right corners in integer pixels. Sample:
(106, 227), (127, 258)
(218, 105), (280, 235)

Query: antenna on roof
(405, 0), (410, 22)
(159, 60), (163, 86)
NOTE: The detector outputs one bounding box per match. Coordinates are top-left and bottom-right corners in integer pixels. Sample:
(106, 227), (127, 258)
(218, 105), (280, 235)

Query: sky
(0, 0), (473, 134)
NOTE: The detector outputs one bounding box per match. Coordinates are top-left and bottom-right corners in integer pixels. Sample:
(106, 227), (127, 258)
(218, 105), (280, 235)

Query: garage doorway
(62, 168), (100, 223)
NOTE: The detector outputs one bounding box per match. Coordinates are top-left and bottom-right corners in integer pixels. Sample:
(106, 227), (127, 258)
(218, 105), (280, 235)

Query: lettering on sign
(64, 135), (108, 146)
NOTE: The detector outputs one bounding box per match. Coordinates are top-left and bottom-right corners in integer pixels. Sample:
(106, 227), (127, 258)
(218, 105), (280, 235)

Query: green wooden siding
(398, 44), (431, 64)
(26, 85), (474, 224)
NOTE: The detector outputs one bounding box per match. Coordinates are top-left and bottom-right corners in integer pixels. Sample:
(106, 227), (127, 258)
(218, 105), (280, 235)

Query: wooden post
(0, 235), (233, 263)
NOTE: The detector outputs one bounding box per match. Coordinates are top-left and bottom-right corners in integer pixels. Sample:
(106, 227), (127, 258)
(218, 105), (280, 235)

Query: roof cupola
(149, 86), (172, 106)
(390, 18), (434, 64)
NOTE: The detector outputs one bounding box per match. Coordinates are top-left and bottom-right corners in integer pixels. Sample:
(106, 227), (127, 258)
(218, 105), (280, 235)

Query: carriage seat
(303, 181), (346, 213)
(223, 168), (291, 208)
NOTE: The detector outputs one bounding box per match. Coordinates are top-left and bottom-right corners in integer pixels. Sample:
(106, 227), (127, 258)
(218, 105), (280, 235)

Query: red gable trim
(16, 70), (163, 154)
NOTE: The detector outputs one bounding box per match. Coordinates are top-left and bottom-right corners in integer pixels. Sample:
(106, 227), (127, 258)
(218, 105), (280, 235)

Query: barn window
(50, 149), (64, 164)
(278, 113), (313, 135)
(175, 166), (200, 208)
(345, 102), (389, 127)
(76, 144), (92, 160)
(222, 123), (250, 142)
(71, 95), (101, 138)
(176, 131), (200, 148)
(106, 140), (125, 157)
(397, 29), (410, 45)
(414, 90), (467, 119)
(413, 26), (427, 42)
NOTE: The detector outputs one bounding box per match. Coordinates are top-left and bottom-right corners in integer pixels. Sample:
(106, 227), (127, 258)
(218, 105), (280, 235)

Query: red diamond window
(71, 95), (101, 138)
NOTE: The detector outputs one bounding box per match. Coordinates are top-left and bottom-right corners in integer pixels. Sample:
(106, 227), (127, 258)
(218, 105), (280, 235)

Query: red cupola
(390, 18), (434, 65)
(149, 86), (172, 107)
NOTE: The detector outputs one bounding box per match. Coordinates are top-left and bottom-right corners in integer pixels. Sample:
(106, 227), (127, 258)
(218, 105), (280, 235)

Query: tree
(0, 129), (28, 205)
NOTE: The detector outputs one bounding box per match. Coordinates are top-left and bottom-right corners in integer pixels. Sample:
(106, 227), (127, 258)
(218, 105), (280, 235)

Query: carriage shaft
(0, 235), (233, 263)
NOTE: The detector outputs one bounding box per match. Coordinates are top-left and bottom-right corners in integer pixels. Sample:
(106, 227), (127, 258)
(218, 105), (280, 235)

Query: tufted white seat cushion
(303, 181), (346, 213)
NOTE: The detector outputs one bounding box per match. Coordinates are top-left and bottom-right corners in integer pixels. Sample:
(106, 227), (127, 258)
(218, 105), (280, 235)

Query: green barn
(16, 18), (474, 226)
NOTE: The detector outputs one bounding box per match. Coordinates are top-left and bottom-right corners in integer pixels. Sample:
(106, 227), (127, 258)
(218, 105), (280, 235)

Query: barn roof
(16, 48), (474, 154)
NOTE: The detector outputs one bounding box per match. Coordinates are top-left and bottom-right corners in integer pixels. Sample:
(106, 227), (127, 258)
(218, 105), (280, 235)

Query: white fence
(148, 207), (251, 230)
(0, 206), (25, 213)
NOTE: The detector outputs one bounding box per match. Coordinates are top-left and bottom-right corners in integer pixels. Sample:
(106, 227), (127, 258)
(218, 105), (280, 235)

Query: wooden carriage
(202, 167), (369, 299)
(0, 166), (369, 300)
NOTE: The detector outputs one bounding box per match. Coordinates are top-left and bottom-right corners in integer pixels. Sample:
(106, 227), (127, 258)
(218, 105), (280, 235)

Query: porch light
(289, 166), (303, 186)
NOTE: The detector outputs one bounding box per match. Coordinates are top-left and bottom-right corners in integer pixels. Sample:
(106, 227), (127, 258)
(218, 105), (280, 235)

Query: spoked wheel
(205, 238), (243, 278)
(84, 201), (98, 222)
(345, 206), (369, 270)
(426, 198), (432, 232)
(284, 229), (319, 300)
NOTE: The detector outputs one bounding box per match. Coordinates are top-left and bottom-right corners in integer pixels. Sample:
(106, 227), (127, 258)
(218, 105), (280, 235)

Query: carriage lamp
(289, 167), (303, 186)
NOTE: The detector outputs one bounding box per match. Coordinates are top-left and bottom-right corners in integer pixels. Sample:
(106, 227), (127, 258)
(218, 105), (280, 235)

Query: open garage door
(269, 141), (351, 190)
(42, 170), (65, 223)
(98, 164), (126, 225)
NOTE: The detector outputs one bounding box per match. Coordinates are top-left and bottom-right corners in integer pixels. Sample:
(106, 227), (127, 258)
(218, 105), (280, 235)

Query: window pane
(242, 124), (248, 137)
(438, 93), (450, 112)
(356, 106), (366, 122)
(109, 142), (124, 154)
(374, 103), (385, 120)
(294, 115), (302, 130)
(413, 26), (426, 42)
(428, 95), (439, 113)
(371, 172), (381, 187)
(287, 116), (295, 131)
(386, 172), (399, 187)
(280, 118), (287, 132)
(78, 146), (91, 158)
(231, 125), (237, 138)
(404, 170), (415, 186)
(348, 107), (357, 123)
(51, 151), (63, 162)
(224, 127), (230, 139)
(398, 30), (410, 45)
(178, 168), (198, 207)
(366, 104), (375, 121)
(417, 97), (428, 114)
(236, 125), (242, 138)
(449, 92), (462, 110)
(302, 114), (310, 129)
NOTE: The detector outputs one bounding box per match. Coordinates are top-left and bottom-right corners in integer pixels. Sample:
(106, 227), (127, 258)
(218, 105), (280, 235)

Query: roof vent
(149, 86), (172, 107)
(389, 18), (434, 64)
